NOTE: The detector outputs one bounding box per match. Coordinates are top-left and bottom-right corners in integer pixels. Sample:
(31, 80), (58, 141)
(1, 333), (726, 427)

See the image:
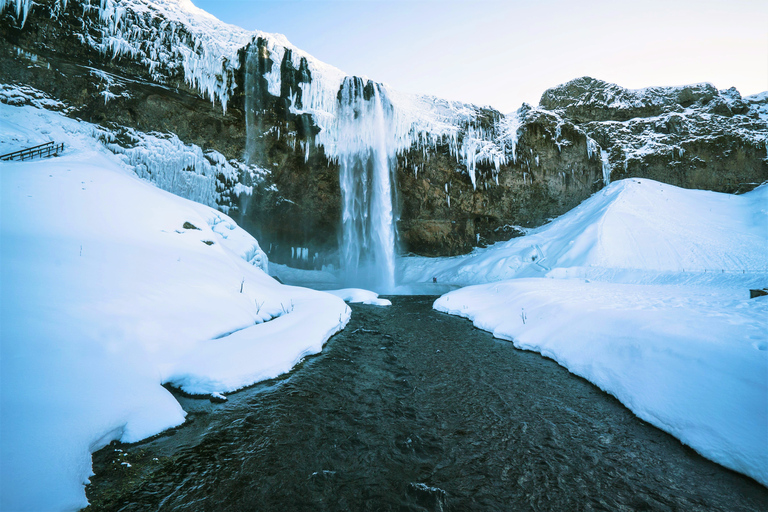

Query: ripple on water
(85, 297), (768, 512)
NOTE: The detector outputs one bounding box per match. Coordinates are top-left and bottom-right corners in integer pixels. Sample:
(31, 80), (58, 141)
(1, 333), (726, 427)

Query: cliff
(2, 0), (766, 270)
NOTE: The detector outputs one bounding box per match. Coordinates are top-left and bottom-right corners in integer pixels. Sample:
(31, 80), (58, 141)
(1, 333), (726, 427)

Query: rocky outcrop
(542, 77), (767, 194)
(2, 1), (766, 267)
(397, 105), (604, 255)
(540, 76), (750, 121)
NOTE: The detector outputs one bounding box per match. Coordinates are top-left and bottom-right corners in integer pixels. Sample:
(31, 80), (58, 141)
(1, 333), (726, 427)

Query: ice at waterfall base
(0, 102), (351, 511)
(401, 178), (768, 487)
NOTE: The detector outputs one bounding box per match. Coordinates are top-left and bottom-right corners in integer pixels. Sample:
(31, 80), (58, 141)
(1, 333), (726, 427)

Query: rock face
(2, 1), (766, 267)
(541, 77), (767, 194)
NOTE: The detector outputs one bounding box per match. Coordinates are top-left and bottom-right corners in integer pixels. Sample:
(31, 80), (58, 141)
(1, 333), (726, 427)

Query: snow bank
(0, 103), (349, 511)
(326, 288), (392, 306)
(427, 177), (768, 486)
(434, 280), (768, 486)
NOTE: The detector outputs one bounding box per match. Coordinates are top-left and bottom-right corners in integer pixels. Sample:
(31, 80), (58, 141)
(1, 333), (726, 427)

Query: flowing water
(85, 297), (767, 512)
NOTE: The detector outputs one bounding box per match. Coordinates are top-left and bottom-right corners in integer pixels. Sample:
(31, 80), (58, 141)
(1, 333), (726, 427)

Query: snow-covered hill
(0, 100), (351, 511)
(402, 178), (768, 286)
(416, 178), (768, 487)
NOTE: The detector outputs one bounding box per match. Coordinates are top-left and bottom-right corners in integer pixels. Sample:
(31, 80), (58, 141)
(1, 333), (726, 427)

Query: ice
(600, 148), (611, 185)
(0, 99), (350, 511)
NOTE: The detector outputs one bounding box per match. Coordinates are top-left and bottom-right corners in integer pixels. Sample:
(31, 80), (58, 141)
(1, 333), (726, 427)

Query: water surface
(86, 296), (768, 511)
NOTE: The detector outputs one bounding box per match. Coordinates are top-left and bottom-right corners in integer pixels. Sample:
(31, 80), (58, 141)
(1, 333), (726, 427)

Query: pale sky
(194, 0), (768, 113)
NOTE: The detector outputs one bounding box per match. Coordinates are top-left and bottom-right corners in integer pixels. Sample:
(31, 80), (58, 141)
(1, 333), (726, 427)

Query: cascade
(335, 77), (398, 292)
(243, 41), (399, 291)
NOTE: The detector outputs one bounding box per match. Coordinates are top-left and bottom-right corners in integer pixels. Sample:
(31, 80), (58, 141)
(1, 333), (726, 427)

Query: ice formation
(601, 148), (612, 185)
(1, 0), (528, 290)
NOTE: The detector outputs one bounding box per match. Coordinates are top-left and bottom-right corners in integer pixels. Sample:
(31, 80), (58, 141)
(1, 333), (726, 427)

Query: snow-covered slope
(402, 178), (768, 286)
(0, 101), (350, 511)
(422, 178), (768, 486)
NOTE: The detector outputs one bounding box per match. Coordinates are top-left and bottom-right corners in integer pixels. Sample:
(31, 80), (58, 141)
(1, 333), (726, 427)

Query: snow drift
(402, 178), (768, 286)
(0, 101), (350, 511)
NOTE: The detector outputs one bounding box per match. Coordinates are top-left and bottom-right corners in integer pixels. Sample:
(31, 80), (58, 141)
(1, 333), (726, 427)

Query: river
(85, 296), (768, 511)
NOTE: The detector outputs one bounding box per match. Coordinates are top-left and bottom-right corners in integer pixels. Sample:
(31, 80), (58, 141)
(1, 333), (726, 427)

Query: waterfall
(243, 40), (399, 292)
(336, 77), (398, 292)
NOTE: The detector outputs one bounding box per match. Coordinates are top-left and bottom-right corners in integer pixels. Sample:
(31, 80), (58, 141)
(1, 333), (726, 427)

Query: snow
(400, 179), (767, 286)
(0, 101), (350, 511)
(325, 289), (392, 306)
(420, 178), (768, 486)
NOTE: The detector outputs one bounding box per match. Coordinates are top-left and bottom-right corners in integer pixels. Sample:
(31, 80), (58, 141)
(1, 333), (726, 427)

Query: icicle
(601, 148), (612, 185)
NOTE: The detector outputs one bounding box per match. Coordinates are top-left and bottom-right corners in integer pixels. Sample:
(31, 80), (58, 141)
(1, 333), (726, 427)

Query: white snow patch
(325, 288), (392, 306)
(0, 100), (349, 511)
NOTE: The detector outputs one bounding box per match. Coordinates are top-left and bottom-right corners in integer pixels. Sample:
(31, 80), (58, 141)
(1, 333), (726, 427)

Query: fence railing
(1, 141), (65, 162)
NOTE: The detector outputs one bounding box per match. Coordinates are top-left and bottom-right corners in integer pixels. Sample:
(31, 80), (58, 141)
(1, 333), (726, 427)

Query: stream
(85, 296), (768, 511)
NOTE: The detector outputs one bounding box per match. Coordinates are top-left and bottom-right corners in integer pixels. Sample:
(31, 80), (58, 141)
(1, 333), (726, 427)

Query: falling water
(336, 77), (398, 292)
(243, 41), (399, 291)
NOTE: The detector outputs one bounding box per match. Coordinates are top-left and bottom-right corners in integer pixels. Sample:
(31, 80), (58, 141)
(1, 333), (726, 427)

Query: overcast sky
(193, 0), (768, 113)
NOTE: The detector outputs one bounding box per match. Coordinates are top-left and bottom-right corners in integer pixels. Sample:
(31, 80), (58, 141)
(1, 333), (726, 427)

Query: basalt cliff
(2, 0), (766, 275)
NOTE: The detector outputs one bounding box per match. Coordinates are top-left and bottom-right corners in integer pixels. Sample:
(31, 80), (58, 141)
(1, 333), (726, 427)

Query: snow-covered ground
(0, 102), (350, 511)
(325, 288), (392, 306)
(419, 179), (768, 486)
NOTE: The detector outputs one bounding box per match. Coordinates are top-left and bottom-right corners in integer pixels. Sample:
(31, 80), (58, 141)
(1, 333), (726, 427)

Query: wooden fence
(1, 141), (65, 162)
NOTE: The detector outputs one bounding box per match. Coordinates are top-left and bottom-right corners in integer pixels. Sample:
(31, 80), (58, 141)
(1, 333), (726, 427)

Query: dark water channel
(86, 296), (768, 511)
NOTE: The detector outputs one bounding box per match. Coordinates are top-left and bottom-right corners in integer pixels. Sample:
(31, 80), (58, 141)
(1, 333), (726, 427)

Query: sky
(193, 0), (767, 113)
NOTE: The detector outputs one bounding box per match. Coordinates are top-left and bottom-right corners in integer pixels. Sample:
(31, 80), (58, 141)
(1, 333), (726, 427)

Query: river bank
(85, 296), (768, 511)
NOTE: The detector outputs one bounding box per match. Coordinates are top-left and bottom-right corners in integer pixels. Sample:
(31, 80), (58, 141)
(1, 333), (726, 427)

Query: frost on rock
(0, 82), (70, 112)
